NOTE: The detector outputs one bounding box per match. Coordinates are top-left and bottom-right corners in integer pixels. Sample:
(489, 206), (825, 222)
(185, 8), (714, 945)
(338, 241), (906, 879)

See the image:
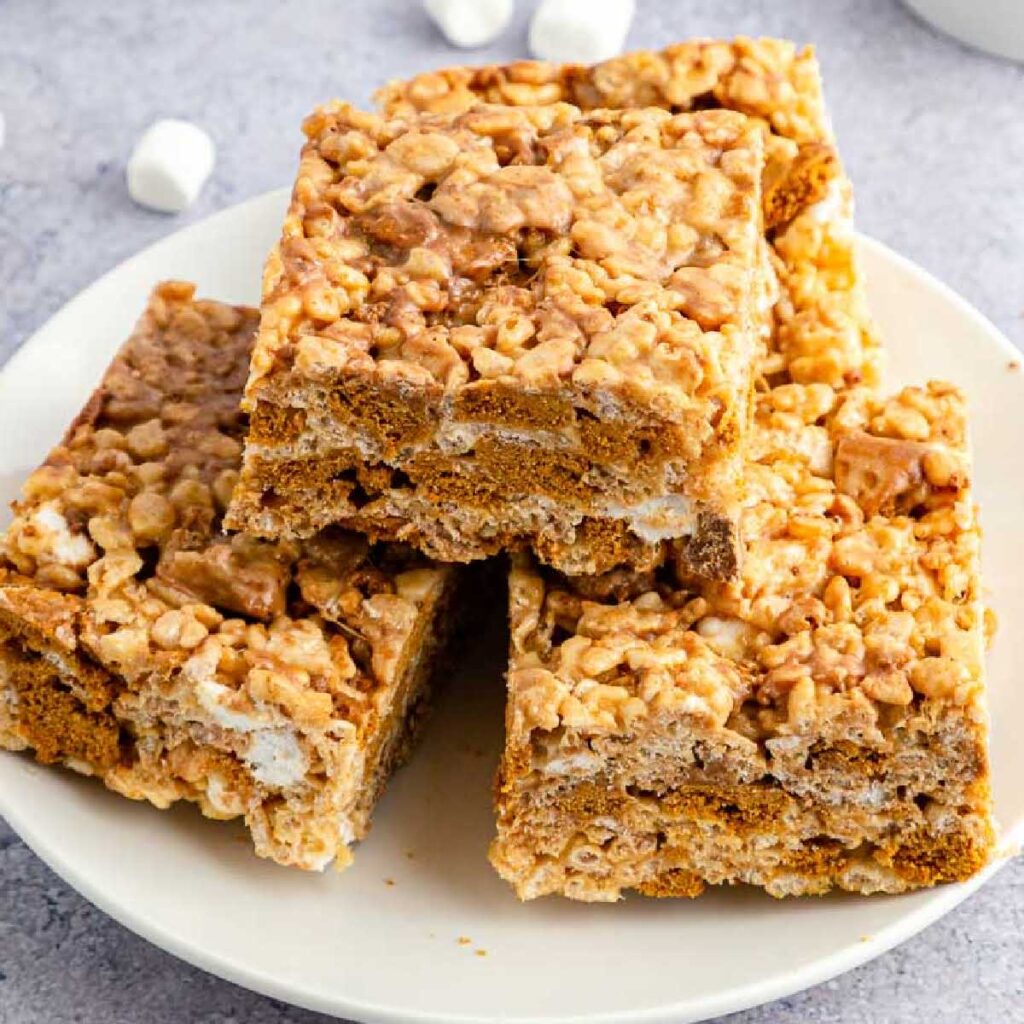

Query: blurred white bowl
(904, 0), (1024, 62)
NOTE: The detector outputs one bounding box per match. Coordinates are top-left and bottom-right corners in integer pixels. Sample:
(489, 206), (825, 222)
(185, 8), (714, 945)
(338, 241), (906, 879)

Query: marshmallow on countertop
(529, 0), (635, 63)
(126, 119), (215, 214)
(423, 0), (514, 48)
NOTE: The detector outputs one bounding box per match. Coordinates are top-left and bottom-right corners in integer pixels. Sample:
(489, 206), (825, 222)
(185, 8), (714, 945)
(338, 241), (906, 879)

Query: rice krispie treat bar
(226, 101), (774, 578)
(493, 378), (993, 900)
(0, 282), (459, 871)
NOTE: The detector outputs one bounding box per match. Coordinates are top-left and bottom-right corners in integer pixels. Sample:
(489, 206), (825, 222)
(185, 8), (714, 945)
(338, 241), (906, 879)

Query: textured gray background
(1, 0), (1023, 1021)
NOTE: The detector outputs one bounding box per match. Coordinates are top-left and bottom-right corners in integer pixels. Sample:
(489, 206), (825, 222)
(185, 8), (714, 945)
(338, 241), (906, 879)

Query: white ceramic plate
(1, 190), (1021, 1024)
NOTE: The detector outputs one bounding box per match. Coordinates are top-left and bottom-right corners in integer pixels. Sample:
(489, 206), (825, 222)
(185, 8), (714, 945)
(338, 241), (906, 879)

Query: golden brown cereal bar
(0, 282), (460, 871)
(493, 379), (993, 899)
(225, 102), (774, 578)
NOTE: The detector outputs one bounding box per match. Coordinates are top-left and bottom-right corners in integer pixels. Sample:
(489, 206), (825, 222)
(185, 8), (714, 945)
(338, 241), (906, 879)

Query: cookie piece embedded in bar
(225, 102), (773, 578)
(492, 380), (993, 900)
(0, 282), (460, 871)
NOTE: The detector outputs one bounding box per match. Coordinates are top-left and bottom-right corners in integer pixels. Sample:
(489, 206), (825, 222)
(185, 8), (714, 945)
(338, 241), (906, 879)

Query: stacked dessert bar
(0, 38), (994, 894)
(374, 37), (993, 898)
(224, 101), (775, 578)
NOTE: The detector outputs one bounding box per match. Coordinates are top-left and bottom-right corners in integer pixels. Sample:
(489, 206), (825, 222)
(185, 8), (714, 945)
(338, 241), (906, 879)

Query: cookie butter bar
(0, 283), (459, 870)
(226, 102), (773, 577)
(494, 378), (993, 900)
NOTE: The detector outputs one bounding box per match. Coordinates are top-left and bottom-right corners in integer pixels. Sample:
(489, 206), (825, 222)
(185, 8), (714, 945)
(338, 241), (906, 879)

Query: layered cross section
(227, 101), (773, 578)
(493, 379), (992, 899)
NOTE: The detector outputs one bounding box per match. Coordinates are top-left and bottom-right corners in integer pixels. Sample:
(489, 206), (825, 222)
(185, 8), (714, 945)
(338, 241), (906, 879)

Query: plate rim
(0, 188), (1020, 1024)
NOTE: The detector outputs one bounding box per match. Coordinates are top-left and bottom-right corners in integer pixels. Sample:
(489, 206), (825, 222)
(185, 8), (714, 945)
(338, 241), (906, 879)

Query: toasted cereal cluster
(247, 102), (766, 415)
(509, 559), (742, 736)
(768, 187), (880, 388)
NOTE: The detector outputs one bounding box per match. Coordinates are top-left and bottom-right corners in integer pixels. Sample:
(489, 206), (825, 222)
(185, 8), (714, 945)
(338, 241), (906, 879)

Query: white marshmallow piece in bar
(127, 119), (215, 214)
(529, 0), (635, 63)
(423, 0), (514, 48)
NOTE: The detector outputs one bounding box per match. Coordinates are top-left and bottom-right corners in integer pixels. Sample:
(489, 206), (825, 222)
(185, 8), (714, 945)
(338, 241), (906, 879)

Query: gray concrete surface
(1, 1), (1022, 1021)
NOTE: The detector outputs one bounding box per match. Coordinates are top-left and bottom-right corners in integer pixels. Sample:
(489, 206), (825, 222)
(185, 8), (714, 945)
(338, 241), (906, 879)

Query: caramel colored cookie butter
(0, 283), (460, 871)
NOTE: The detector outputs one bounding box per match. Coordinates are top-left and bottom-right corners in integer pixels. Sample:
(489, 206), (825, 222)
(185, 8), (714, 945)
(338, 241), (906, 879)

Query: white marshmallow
(528, 0), (635, 63)
(126, 119), (215, 214)
(423, 0), (514, 48)
(246, 730), (309, 789)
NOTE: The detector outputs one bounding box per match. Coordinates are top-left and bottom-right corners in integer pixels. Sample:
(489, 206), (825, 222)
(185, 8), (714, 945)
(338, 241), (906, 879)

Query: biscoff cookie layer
(230, 435), (739, 576)
(226, 102), (772, 577)
(0, 282), (459, 871)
